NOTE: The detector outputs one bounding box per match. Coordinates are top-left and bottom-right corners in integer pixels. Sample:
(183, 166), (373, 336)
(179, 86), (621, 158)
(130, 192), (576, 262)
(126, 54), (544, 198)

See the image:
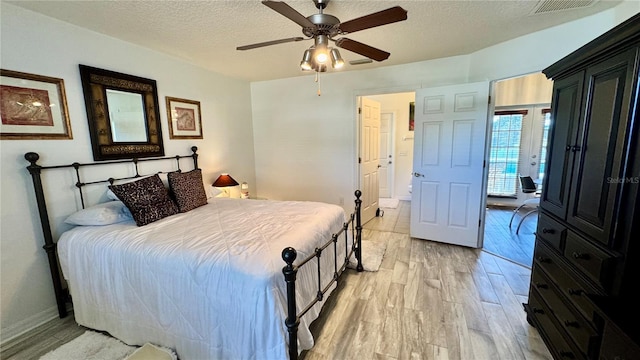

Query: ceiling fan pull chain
(316, 71), (321, 96)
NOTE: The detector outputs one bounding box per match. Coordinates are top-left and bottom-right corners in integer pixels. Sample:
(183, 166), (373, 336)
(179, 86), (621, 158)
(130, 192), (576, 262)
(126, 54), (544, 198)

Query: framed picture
(79, 65), (163, 160)
(0, 69), (72, 140)
(409, 101), (415, 131)
(166, 97), (203, 139)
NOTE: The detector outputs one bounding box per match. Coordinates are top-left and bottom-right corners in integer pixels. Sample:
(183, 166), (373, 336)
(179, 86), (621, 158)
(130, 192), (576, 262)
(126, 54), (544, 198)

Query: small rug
(379, 198), (399, 209)
(347, 234), (388, 271)
(39, 331), (177, 360)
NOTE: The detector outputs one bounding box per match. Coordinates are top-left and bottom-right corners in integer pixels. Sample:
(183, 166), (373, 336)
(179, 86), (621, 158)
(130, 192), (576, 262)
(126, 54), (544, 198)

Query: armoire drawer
(533, 242), (601, 326)
(537, 212), (566, 251)
(564, 232), (615, 291)
(528, 289), (584, 360)
(531, 268), (600, 357)
(600, 320), (640, 360)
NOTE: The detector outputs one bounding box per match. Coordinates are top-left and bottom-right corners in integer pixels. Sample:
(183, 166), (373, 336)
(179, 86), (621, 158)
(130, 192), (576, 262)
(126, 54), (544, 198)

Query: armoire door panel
(541, 72), (584, 219)
(567, 49), (638, 246)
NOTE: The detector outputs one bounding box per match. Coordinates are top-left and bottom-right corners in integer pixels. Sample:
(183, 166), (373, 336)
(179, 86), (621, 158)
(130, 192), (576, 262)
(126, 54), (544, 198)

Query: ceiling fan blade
(350, 58), (373, 65)
(262, 1), (315, 29)
(339, 6), (408, 34)
(236, 37), (305, 50)
(335, 38), (390, 62)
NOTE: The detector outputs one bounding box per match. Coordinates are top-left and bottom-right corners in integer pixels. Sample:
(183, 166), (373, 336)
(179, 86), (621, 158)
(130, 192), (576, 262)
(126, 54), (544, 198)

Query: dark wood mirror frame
(79, 64), (164, 161)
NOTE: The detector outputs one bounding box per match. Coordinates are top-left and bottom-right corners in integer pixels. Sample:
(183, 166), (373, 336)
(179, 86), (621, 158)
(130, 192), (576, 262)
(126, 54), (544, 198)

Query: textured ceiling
(8, 0), (623, 82)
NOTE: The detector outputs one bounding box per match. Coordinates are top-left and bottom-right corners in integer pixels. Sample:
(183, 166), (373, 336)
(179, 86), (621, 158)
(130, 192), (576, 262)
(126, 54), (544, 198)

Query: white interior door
(379, 112), (393, 198)
(360, 97), (381, 223)
(410, 81), (490, 248)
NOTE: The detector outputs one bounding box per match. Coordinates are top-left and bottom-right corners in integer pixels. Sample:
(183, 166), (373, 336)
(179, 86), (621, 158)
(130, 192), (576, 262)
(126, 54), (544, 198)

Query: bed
(25, 146), (363, 360)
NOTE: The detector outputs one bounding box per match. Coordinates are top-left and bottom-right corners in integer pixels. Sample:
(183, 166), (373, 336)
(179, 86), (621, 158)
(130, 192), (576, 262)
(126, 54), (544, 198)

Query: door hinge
(479, 219), (482, 227)
(358, 157), (362, 164)
(483, 160), (486, 168)
(488, 95), (491, 104)
(358, 107), (362, 114)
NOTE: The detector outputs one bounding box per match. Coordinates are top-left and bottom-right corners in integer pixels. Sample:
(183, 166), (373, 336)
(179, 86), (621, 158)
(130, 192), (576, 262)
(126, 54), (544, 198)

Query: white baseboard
(0, 306), (59, 347)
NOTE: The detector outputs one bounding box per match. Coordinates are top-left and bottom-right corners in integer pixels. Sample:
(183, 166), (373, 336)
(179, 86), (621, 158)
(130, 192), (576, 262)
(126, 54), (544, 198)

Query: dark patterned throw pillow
(108, 174), (179, 226)
(168, 169), (208, 213)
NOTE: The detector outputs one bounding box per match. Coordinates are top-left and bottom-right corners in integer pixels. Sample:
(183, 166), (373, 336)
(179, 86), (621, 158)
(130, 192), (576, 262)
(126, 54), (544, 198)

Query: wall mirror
(79, 65), (164, 160)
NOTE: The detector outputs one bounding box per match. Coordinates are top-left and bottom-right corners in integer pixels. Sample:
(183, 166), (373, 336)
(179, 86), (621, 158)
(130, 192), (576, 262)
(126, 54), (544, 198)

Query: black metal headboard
(24, 146), (200, 318)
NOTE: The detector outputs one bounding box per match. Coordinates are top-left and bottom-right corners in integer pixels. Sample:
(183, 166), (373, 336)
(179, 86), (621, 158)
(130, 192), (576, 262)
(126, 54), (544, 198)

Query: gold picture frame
(166, 96), (203, 139)
(0, 69), (73, 140)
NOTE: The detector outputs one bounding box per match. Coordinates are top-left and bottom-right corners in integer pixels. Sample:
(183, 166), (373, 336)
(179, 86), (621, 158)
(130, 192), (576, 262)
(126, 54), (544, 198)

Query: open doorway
(365, 92), (415, 203)
(483, 72), (553, 267)
(359, 92), (414, 232)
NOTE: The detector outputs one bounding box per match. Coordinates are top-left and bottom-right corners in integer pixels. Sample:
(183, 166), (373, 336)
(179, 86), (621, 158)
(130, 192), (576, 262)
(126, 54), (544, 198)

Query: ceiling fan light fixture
(300, 49), (313, 70)
(330, 48), (344, 69)
(315, 51), (329, 64)
(314, 35), (330, 64)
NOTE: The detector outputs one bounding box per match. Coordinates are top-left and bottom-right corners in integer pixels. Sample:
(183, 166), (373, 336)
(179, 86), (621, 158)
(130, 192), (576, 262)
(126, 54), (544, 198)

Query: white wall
(366, 92), (416, 200)
(251, 2), (638, 211)
(0, 3), (256, 341)
(494, 73), (553, 107)
(251, 56), (470, 208)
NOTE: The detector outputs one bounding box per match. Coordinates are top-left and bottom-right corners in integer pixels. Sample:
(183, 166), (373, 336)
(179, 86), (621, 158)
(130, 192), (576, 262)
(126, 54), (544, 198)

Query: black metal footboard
(281, 190), (363, 360)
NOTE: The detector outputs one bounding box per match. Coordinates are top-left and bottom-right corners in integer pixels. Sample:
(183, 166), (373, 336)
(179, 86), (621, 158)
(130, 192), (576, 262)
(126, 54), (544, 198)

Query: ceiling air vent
(530, 0), (597, 14)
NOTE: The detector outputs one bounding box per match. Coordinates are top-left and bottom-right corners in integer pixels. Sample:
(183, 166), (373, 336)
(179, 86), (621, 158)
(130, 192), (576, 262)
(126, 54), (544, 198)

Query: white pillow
(65, 201), (133, 226)
(206, 185), (223, 199)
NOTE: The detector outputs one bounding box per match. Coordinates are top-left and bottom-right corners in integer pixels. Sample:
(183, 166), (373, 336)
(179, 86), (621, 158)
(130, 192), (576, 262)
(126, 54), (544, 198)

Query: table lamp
(212, 173), (239, 197)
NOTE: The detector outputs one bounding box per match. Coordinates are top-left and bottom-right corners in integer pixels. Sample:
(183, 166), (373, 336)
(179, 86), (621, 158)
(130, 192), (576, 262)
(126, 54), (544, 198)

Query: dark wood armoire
(524, 13), (640, 360)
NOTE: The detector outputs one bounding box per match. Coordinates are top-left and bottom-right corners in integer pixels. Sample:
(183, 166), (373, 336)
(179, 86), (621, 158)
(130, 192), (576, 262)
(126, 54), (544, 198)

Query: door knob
(388, 161), (392, 164)
(377, 165), (382, 168)
(531, 161), (537, 166)
(413, 172), (425, 177)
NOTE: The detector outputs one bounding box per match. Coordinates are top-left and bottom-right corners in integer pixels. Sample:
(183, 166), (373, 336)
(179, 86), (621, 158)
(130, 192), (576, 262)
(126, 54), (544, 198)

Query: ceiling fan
(236, 0), (408, 73)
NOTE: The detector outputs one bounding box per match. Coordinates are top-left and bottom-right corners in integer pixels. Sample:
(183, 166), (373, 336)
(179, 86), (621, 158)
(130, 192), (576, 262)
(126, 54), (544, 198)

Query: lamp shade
(212, 173), (239, 187)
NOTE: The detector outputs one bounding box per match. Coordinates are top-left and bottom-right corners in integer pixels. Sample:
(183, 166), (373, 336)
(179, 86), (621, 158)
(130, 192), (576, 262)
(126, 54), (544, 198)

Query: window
(539, 109), (551, 180)
(487, 110), (527, 197)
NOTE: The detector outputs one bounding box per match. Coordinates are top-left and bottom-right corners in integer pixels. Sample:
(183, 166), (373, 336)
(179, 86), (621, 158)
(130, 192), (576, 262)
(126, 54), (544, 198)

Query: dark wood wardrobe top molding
(543, 13), (640, 79)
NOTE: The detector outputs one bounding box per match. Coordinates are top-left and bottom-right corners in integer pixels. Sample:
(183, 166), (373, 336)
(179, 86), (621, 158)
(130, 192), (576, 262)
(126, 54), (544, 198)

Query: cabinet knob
(572, 252), (590, 260)
(535, 282), (548, 289)
(536, 256), (551, 264)
(568, 288), (583, 296)
(542, 228), (555, 234)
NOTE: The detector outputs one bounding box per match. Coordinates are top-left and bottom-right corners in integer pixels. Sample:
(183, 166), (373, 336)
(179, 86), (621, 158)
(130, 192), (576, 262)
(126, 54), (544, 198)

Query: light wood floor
(1, 201), (549, 360)
(366, 200), (536, 268)
(483, 206), (537, 268)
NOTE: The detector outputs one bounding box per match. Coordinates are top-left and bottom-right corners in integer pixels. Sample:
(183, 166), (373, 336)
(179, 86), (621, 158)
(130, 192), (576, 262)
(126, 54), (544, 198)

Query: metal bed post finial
(24, 152), (68, 318)
(282, 247), (299, 360)
(191, 146), (199, 169)
(354, 190), (363, 272)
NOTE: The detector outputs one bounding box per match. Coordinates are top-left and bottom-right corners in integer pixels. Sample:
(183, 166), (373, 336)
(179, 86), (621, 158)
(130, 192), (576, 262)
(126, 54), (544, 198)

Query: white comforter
(58, 197), (348, 360)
